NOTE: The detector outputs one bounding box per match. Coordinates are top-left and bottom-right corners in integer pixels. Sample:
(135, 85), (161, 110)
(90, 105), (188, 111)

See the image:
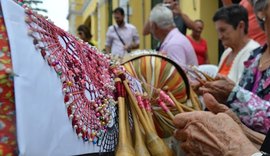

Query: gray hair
(149, 3), (175, 29)
(253, 0), (269, 13)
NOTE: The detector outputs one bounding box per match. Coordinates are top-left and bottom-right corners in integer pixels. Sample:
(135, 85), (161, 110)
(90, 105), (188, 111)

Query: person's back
(149, 4), (198, 67)
(160, 28), (198, 66)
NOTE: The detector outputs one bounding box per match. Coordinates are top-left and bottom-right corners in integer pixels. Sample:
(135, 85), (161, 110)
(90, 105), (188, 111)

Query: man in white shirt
(105, 7), (140, 58)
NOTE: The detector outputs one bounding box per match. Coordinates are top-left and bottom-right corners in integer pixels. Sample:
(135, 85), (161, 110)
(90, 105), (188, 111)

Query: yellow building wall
(75, 16), (83, 31)
(69, 0), (84, 34)
(98, 2), (109, 50)
(200, 0), (219, 65)
(82, 0), (98, 22)
(144, 1), (152, 49)
(181, 0), (200, 20)
(112, 0), (119, 16)
(92, 11), (98, 42)
(111, 0), (118, 26)
(108, 0), (151, 49)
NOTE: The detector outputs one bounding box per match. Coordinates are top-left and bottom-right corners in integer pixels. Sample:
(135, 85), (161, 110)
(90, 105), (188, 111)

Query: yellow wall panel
(129, 0), (143, 49)
(129, 0), (151, 49)
(200, 0), (219, 64)
(82, 0), (98, 22)
(98, 2), (109, 50)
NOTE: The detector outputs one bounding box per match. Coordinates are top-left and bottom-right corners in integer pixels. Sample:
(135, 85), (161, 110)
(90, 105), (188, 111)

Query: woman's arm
(227, 85), (270, 134)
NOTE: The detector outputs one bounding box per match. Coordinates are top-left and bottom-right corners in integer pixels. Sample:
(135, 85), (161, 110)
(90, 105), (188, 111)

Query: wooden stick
(167, 91), (184, 113)
(125, 103), (133, 147)
(167, 111), (175, 120)
(189, 87), (201, 110)
(128, 96), (155, 132)
(163, 85), (194, 112)
(115, 78), (135, 156)
(130, 102), (151, 156)
(123, 80), (173, 156)
(191, 65), (215, 81)
(143, 92), (156, 131)
(178, 102), (194, 112)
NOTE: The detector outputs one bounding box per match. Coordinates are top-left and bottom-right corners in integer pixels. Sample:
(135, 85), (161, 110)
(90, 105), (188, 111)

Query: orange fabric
(240, 0), (266, 45)
(218, 56), (232, 76)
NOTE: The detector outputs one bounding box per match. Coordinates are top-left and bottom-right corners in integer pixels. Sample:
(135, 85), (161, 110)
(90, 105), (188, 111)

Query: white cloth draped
(1, 0), (103, 155)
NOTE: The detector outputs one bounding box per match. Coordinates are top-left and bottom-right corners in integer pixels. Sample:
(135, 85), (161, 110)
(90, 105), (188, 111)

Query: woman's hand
(203, 93), (265, 148)
(173, 111), (258, 156)
(199, 75), (235, 104)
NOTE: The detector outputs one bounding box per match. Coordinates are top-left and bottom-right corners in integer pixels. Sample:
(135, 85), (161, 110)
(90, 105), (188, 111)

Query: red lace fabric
(0, 16), (18, 155)
(24, 7), (117, 146)
(22, 5), (186, 154)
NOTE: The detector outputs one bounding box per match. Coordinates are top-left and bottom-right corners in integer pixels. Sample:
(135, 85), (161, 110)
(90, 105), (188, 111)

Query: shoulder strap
(113, 25), (126, 46)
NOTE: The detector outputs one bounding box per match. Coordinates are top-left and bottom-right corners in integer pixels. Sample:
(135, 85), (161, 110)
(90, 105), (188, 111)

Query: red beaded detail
(24, 7), (116, 143)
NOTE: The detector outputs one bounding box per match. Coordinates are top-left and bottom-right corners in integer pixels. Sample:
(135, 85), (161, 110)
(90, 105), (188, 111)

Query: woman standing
(187, 19), (209, 65)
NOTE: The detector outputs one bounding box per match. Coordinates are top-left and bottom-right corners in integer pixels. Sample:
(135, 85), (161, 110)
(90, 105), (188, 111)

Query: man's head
(213, 4), (248, 47)
(113, 7), (125, 26)
(149, 4), (175, 40)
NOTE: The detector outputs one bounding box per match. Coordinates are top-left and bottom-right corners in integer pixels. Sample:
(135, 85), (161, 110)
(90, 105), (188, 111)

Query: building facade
(68, 0), (219, 64)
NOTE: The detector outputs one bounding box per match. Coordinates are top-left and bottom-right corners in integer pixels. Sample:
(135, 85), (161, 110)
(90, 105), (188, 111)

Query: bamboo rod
(123, 79), (173, 156)
(189, 87), (201, 110)
(115, 78), (135, 156)
(167, 92), (184, 113)
(128, 96), (155, 132)
(143, 92), (156, 130)
(125, 103), (133, 147)
(178, 102), (194, 112)
(130, 102), (151, 156)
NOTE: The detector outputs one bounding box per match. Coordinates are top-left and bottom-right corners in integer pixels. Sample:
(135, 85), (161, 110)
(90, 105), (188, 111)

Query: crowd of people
(97, 0), (270, 155)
